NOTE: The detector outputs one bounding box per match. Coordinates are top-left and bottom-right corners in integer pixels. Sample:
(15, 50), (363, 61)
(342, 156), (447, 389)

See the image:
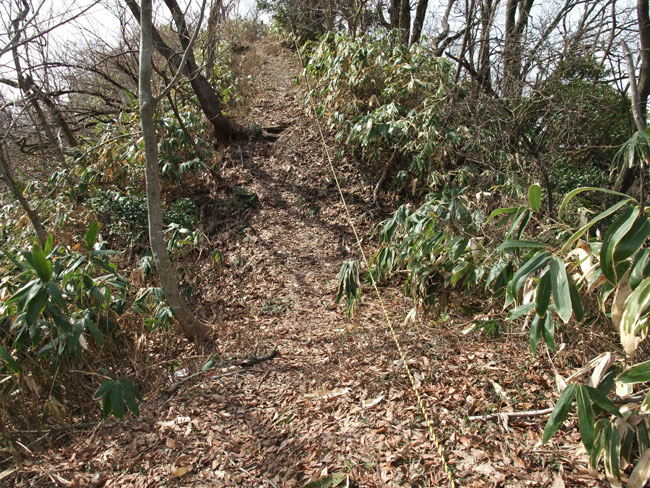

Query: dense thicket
(0, 0), (257, 438)
(262, 0), (650, 481)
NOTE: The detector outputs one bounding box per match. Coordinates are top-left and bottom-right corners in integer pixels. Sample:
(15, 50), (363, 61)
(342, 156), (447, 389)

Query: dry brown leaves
(4, 38), (610, 488)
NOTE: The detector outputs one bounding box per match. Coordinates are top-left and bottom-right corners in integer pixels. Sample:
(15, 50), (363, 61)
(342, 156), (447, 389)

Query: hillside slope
(6, 37), (605, 488)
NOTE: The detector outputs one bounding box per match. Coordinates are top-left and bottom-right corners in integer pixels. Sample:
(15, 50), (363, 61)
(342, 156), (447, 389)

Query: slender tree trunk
(327, 0), (335, 30)
(23, 75), (77, 147)
(204, 0), (223, 80)
(0, 147), (47, 248)
(411, 0), (428, 45)
(138, 0), (209, 341)
(502, 0), (534, 97)
(11, 57), (66, 165)
(616, 42), (646, 194)
(398, 0), (411, 44)
(125, 0), (241, 143)
(477, 0), (494, 91)
(10, 3), (67, 165)
(638, 0), (650, 120)
(389, 0), (400, 29)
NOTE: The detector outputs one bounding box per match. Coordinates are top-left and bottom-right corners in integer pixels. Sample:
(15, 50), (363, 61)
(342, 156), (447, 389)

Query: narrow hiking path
(8, 38), (607, 488)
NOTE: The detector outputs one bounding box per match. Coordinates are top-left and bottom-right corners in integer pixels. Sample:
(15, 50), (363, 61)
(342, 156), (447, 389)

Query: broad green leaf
(485, 260), (507, 290)
(620, 277), (650, 342)
(528, 183), (542, 211)
(585, 387), (621, 417)
(605, 423), (621, 481)
(110, 383), (126, 419)
(568, 274), (584, 322)
(621, 424), (635, 465)
(536, 271), (552, 317)
(120, 380), (141, 416)
(506, 208), (531, 240)
(93, 378), (115, 399)
(638, 423), (650, 452)
(618, 360), (650, 384)
(497, 240), (547, 251)
(44, 234), (54, 255)
(529, 314), (542, 354)
(46, 281), (66, 311)
(558, 187), (634, 218)
(613, 213), (650, 262)
(508, 302), (535, 320)
(550, 257), (572, 324)
(79, 315), (103, 346)
(590, 419), (609, 469)
(612, 271), (635, 356)
(506, 251), (550, 307)
(485, 206), (520, 225)
(0, 346), (21, 374)
(576, 385), (595, 453)
(601, 206), (639, 285)
(201, 355), (218, 371)
(2, 248), (24, 270)
(10, 280), (43, 307)
(25, 288), (48, 325)
(102, 394), (112, 418)
(560, 199), (632, 254)
(47, 306), (72, 333)
(30, 244), (52, 283)
(541, 313), (555, 353)
(543, 383), (577, 444)
(631, 249), (650, 290)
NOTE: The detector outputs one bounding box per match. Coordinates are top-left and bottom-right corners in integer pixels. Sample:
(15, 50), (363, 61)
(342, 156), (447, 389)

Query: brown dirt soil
(4, 37), (610, 488)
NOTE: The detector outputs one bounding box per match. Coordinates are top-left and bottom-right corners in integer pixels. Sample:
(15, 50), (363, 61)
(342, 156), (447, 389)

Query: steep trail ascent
(8, 38), (607, 487)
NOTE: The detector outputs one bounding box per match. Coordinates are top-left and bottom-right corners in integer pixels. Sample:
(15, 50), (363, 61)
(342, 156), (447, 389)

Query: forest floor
(6, 37), (609, 488)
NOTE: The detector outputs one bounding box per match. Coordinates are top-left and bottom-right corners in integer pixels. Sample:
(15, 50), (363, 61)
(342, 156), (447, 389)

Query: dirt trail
(8, 38), (606, 488)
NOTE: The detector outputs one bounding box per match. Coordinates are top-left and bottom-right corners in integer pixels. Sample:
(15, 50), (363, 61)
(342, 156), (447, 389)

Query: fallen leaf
(305, 387), (350, 400)
(362, 394), (384, 408)
(170, 466), (190, 479)
(550, 474), (565, 488)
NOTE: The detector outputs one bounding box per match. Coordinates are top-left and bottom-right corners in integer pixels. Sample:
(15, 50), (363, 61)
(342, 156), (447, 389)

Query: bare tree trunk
(389, 0), (400, 29)
(615, 42), (646, 194)
(411, 0), (428, 45)
(398, 0), (411, 44)
(0, 146), (47, 248)
(502, 0), (534, 97)
(23, 74), (77, 147)
(9, 2), (68, 165)
(638, 0), (650, 120)
(376, 1), (391, 27)
(327, 0), (335, 30)
(431, 0), (461, 56)
(204, 0), (223, 80)
(477, 0), (495, 91)
(138, 0), (209, 341)
(125, 0), (242, 143)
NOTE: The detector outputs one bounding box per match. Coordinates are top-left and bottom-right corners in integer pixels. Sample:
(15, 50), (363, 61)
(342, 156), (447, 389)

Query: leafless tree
(125, 0), (242, 143)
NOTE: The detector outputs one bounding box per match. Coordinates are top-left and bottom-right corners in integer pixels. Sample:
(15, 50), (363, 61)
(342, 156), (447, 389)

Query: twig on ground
(240, 345), (279, 367)
(256, 370), (272, 391)
(468, 407), (555, 422)
(164, 345), (279, 395)
(469, 392), (647, 422)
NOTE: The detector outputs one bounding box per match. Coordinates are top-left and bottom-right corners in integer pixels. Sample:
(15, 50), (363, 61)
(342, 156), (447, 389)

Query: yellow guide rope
(290, 31), (456, 488)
